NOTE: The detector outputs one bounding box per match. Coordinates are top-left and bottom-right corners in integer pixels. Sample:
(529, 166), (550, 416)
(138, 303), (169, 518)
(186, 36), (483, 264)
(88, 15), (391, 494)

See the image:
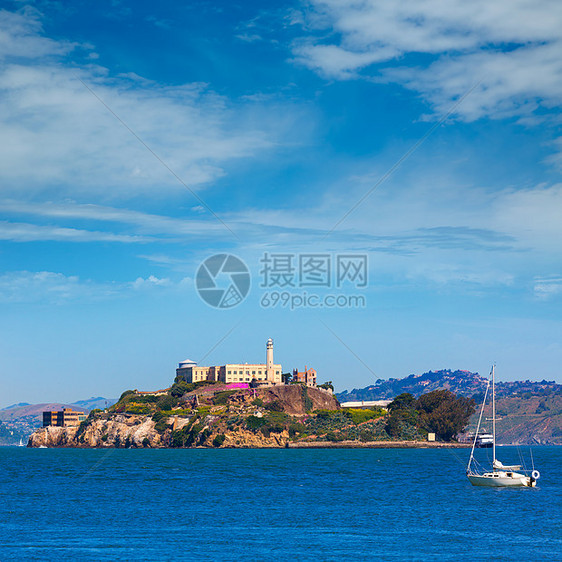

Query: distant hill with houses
(337, 369), (562, 444)
(336, 369), (562, 402)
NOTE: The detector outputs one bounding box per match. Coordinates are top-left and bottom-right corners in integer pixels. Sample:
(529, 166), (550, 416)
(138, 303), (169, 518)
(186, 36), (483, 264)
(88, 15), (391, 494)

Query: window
(252, 371), (255, 375)
(228, 371), (231, 374)
(258, 371), (262, 374)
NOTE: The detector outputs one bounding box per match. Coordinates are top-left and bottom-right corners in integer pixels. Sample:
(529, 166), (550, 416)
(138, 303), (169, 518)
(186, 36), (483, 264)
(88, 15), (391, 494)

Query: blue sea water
(1, 446), (561, 561)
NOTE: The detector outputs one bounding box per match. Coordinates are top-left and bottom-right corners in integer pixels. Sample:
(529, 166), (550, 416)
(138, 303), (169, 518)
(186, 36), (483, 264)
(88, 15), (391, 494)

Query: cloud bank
(293, 0), (562, 121)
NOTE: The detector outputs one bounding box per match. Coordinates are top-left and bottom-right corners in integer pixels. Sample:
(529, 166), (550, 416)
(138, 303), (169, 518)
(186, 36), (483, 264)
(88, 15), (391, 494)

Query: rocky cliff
(28, 385), (341, 449)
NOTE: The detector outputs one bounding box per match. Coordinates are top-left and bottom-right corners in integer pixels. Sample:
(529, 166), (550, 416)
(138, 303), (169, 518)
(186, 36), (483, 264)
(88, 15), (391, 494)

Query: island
(28, 380), (474, 449)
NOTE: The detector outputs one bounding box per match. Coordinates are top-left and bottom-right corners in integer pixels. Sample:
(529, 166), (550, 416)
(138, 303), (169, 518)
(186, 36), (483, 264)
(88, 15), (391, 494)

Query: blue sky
(1, 0), (562, 406)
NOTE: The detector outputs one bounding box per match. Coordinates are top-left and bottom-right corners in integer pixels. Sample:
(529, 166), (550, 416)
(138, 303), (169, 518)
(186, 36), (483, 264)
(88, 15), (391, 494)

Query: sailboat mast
(492, 364), (496, 464)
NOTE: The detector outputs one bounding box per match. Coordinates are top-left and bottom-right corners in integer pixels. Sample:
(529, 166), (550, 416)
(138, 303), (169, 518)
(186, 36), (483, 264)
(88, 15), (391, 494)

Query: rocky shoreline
(287, 440), (470, 448)
(28, 418), (470, 449)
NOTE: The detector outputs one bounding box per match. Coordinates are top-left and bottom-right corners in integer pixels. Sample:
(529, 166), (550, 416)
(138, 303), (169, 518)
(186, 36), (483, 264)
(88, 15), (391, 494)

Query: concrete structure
(43, 408), (87, 427)
(339, 400), (391, 409)
(292, 366), (317, 387)
(176, 338), (282, 385)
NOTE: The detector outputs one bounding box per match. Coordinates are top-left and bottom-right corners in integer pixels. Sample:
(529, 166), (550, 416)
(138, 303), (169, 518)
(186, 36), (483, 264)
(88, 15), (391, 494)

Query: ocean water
(1, 446), (561, 561)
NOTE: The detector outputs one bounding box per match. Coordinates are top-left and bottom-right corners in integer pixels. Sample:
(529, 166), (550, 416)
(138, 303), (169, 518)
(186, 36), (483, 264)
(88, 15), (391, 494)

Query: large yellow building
(176, 338), (282, 385)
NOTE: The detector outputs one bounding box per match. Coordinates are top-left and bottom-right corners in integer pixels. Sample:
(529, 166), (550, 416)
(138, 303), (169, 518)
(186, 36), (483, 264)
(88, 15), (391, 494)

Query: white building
(176, 338), (282, 385)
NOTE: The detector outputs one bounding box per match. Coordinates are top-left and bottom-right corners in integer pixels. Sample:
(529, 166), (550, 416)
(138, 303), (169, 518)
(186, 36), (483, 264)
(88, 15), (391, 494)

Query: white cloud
(534, 276), (562, 299)
(0, 270), (189, 303)
(0, 8), (76, 59)
(131, 275), (171, 290)
(0, 9), (299, 198)
(0, 271), (114, 303)
(0, 200), (225, 238)
(0, 220), (148, 243)
(294, 0), (562, 121)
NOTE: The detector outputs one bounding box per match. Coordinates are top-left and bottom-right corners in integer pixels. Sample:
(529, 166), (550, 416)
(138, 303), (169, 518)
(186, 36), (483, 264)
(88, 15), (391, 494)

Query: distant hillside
(0, 397), (116, 446)
(338, 369), (562, 444)
(464, 392), (562, 445)
(337, 369), (562, 401)
(337, 370), (487, 401)
(1, 402), (31, 411)
(72, 397), (116, 411)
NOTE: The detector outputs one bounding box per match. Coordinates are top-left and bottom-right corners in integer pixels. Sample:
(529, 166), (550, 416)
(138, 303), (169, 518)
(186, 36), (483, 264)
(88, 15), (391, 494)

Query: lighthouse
(266, 337), (274, 380)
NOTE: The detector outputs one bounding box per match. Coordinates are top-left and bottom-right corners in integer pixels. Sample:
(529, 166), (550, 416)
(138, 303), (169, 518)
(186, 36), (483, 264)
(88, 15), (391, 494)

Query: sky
(1, 0), (562, 407)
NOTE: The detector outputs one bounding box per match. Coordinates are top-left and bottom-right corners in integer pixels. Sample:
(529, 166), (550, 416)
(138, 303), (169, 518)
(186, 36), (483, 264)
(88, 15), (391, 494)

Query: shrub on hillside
(118, 390), (136, 402)
(246, 415), (267, 430)
(125, 403), (152, 415)
(265, 399), (284, 412)
(288, 422), (306, 437)
(156, 395), (177, 411)
(170, 381), (192, 397)
(213, 391), (236, 405)
(325, 431), (345, 442)
(343, 407), (385, 425)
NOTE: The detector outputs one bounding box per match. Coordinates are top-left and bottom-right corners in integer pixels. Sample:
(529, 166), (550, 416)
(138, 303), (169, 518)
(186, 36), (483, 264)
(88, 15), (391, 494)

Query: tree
(170, 381), (191, 397)
(415, 390), (476, 441)
(318, 381), (334, 392)
(388, 392), (415, 412)
(384, 394), (418, 438)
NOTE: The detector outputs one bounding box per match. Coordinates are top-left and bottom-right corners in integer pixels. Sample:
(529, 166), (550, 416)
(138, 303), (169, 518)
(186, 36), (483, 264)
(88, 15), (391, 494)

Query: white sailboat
(467, 365), (540, 488)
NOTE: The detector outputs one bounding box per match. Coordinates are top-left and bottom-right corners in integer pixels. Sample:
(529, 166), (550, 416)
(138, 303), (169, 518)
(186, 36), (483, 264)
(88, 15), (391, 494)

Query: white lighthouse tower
(266, 338), (274, 381)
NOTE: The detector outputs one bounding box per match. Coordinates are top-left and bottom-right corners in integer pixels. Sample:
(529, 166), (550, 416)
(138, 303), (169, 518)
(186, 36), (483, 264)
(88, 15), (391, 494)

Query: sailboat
(467, 365), (540, 488)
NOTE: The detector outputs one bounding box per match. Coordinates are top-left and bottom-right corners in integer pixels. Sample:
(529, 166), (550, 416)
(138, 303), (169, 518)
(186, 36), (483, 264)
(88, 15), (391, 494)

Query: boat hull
(467, 473), (535, 488)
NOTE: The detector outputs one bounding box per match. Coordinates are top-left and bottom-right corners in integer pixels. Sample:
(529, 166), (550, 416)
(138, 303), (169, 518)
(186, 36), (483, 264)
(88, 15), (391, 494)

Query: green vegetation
(170, 381), (192, 397)
(152, 411), (170, 433)
(98, 380), (480, 449)
(264, 399), (284, 412)
(288, 422), (306, 438)
(342, 407), (385, 425)
(156, 394), (177, 411)
(246, 415), (267, 430)
(318, 381), (334, 392)
(325, 431), (345, 442)
(213, 391), (236, 405)
(385, 390), (476, 441)
(118, 390), (136, 402)
(124, 403), (152, 415)
(133, 395), (160, 404)
(170, 419), (200, 447)
(245, 411), (292, 437)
